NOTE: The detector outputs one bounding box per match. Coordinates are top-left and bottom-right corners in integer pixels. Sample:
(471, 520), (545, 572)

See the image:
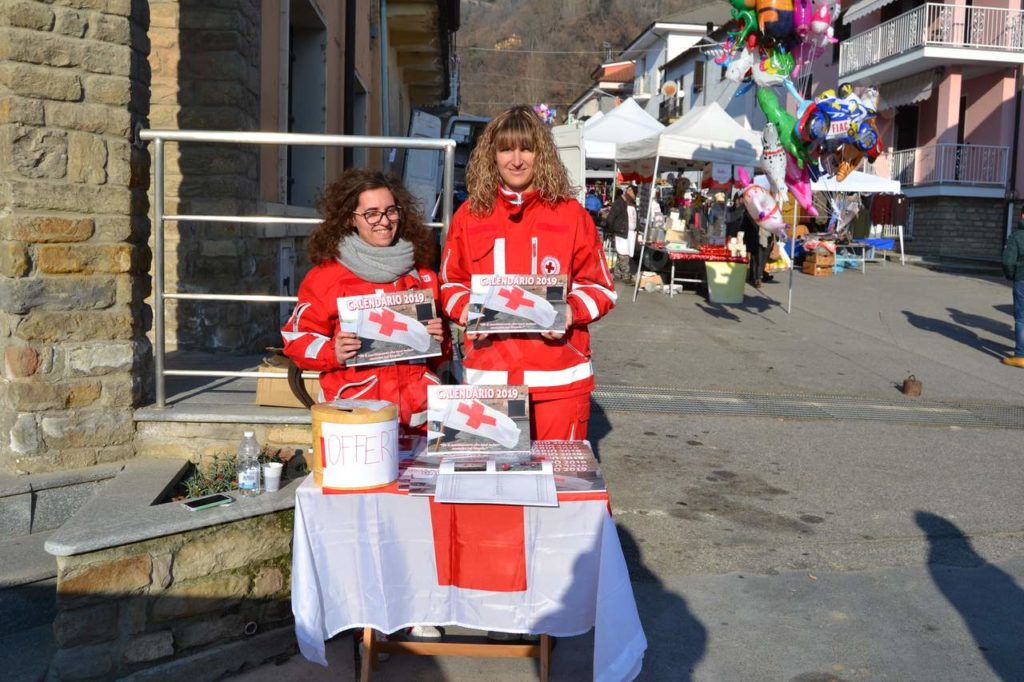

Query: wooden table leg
(360, 626), (375, 680)
(539, 634), (553, 682)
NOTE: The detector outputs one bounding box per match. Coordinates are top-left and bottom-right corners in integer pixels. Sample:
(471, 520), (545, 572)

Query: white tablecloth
(291, 477), (646, 681)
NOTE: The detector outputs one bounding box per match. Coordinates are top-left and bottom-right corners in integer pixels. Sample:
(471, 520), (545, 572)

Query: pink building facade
(831, 0), (1024, 260)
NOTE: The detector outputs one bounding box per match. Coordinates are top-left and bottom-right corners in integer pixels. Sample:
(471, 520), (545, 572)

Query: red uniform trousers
(530, 393), (591, 440)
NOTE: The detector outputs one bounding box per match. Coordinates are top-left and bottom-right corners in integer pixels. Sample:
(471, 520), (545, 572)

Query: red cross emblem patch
(541, 256), (560, 275)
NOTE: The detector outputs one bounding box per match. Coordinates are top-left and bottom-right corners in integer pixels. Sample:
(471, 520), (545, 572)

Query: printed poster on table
(468, 274), (567, 334)
(337, 289), (441, 367)
(427, 384), (531, 455)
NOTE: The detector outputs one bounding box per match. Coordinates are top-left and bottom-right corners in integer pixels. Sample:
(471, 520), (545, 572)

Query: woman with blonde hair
(439, 105), (617, 440)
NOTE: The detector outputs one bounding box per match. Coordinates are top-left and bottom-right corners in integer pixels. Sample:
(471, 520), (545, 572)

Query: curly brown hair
(307, 169), (435, 267)
(465, 105), (576, 216)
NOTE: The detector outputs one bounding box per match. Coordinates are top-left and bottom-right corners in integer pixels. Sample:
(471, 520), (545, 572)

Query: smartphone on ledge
(181, 493), (235, 511)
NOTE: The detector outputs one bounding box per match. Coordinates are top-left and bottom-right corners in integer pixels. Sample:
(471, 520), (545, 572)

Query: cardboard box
(255, 354), (320, 408)
(802, 262), (833, 277)
(805, 251), (835, 266)
(638, 271), (663, 288)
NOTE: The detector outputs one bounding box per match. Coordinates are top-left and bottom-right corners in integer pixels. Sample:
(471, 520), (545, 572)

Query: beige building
(0, 0), (458, 473)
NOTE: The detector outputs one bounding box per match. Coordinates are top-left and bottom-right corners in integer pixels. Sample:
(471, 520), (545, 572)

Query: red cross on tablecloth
(497, 287), (534, 311)
(457, 401), (497, 429)
(367, 309), (408, 336)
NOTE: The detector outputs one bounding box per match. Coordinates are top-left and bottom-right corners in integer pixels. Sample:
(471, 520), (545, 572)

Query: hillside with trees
(458, 0), (705, 119)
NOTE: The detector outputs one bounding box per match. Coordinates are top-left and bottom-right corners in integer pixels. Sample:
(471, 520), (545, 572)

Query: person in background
(1001, 205), (1024, 368)
(281, 169), (449, 439)
(584, 187), (603, 226)
(743, 215), (775, 288)
(440, 105), (616, 441)
(607, 184), (638, 283)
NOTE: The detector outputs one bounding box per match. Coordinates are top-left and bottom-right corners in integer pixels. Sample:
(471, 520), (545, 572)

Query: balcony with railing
(840, 3), (1024, 82)
(887, 143), (1009, 196)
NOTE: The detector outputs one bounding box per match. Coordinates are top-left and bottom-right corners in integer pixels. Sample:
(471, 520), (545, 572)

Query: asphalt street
(235, 263), (1024, 681)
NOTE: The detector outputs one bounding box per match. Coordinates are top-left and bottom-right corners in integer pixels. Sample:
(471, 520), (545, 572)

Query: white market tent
(614, 102), (762, 302)
(812, 170), (905, 266)
(811, 170), (901, 194)
(616, 102), (761, 168)
(582, 98), (664, 165)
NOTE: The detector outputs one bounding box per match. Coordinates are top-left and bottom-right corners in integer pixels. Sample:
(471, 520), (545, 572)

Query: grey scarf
(337, 235), (416, 283)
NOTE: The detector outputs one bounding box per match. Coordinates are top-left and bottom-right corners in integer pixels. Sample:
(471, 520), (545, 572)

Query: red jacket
(281, 261), (447, 432)
(440, 190), (617, 400)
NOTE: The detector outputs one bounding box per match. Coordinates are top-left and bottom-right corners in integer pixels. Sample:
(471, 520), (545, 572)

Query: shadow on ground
(915, 511), (1024, 682)
(588, 400), (611, 463)
(696, 292), (779, 322)
(617, 526), (706, 681)
(947, 308), (1013, 341)
(902, 311), (1013, 360)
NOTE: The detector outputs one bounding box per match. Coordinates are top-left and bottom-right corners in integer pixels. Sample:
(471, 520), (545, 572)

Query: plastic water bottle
(238, 431), (261, 496)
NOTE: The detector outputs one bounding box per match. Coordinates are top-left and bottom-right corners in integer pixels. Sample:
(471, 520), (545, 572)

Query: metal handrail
(140, 129), (456, 407)
(840, 3), (1024, 77)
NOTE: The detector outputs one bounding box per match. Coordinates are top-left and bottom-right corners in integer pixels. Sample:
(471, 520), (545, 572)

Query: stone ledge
(0, 462), (123, 498)
(45, 458), (301, 557)
(135, 403), (311, 425)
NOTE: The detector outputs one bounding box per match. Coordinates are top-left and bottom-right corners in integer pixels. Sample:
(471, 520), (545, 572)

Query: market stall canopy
(615, 102), (761, 167)
(582, 98), (664, 162)
(811, 171), (901, 194)
(582, 111), (605, 129)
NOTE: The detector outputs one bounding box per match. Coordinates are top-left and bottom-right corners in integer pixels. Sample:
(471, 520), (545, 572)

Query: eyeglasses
(353, 205), (402, 226)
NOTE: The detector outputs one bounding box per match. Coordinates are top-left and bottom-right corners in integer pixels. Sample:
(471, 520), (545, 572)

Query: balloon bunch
(717, 0), (886, 222)
(533, 103), (556, 125)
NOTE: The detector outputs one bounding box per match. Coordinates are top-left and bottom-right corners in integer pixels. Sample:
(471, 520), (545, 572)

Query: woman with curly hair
(281, 168), (448, 434)
(440, 105), (617, 440)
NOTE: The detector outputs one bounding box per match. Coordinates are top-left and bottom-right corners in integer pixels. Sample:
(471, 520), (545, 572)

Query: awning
(878, 72), (936, 110)
(844, 0), (899, 24)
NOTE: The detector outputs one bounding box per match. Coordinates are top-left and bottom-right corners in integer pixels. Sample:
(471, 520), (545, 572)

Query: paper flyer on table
(434, 458), (557, 507)
(426, 384), (531, 455)
(337, 289), (441, 367)
(468, 274), (567, 334)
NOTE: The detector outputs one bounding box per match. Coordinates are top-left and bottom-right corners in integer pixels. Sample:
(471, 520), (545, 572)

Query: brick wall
(0, 0), (152, 473)
(909, 196), (1008, 261)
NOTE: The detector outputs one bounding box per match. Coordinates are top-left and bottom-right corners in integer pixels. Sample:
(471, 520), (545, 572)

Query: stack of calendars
(397, 440), (606, 505)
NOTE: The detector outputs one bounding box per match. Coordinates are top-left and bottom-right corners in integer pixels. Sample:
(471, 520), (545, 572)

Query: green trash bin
(705, 262), (747, 304)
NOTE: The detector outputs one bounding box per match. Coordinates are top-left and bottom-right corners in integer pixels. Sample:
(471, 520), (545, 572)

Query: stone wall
(50, 510), (294, 681)
(0, 0), (152, 473)
(148, 0), (281, 354)
(909, 196), (1008, 261)
(134, 421), (311, 462)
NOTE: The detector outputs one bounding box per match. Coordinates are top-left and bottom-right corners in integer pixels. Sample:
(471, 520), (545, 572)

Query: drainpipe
(343, 0), (356, 168)
(379, 0), (390, 140)
(1007, 66), (1022, 243)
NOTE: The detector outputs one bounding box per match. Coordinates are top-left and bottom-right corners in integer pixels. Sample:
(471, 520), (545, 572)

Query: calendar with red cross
(336, 288), (442, 367)
(468, 274), (567, 334)
(425, 384), (532, 455)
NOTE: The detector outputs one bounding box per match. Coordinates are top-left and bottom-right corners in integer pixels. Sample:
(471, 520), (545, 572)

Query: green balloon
(756, 88), (811, 168)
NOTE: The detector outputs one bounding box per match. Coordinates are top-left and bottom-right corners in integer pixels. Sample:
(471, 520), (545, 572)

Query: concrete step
(0, 529), (57, 590)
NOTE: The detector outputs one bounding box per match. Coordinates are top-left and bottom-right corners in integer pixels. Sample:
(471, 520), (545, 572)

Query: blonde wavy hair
(465, 105), (576, 216)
